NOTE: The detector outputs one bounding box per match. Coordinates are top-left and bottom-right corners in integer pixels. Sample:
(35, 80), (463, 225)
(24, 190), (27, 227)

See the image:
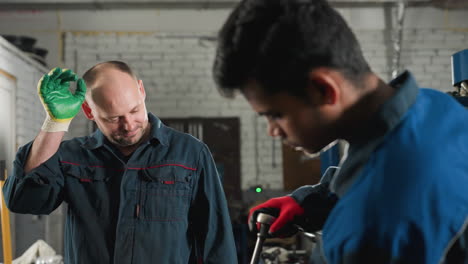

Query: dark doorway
(161, 117), (241, 202)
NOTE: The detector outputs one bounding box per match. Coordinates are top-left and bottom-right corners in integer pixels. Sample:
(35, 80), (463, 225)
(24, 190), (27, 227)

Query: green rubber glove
(38, 67), (87, 132)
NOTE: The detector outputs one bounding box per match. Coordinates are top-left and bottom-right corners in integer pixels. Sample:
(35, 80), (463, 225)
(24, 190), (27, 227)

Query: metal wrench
(250, 213), (276, 264)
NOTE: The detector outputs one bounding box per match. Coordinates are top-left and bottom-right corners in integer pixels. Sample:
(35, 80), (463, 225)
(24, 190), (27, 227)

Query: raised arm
(24, 67), (86, 172)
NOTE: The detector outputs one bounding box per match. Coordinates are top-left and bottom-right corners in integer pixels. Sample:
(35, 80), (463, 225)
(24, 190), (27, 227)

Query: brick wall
(357, 28), (468, 89)
(0, 38), (46, 147)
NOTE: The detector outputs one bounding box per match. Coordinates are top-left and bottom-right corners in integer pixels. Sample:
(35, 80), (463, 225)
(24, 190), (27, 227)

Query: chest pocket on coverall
(61, 163), (115, 217)
(139, 165), (192, 222)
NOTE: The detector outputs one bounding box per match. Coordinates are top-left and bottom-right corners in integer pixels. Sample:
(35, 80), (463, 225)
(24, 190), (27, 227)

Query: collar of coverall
(328, 70), (420, 197)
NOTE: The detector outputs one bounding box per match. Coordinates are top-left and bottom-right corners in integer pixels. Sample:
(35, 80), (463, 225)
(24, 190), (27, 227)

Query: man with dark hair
(213, 0), (468, 262)
(4, 61), (238, 264)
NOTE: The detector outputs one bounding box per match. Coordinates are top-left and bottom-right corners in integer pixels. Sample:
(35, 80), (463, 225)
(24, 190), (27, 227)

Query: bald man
(3, 61), (238, 264)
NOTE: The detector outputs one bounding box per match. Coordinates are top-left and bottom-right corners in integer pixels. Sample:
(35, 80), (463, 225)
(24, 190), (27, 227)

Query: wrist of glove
(248, 196), (305, 238)
(295, 186), (338, 233)
(41, 115), (72, 132)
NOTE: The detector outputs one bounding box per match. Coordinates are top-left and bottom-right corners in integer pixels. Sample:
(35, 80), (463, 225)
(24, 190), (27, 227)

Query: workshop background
(0, 0), (467, 263)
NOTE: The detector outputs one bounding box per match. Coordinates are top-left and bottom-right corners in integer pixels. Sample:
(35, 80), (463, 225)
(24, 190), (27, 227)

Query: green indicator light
(255, 187), (262, 193)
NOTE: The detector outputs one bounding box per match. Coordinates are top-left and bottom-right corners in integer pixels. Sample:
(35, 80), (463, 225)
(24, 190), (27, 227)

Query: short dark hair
(82, 60), (138, 89)
(213, 0), (371, 98)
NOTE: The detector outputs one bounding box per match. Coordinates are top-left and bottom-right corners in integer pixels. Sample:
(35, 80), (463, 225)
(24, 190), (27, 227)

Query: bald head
(82, 61), (141, 107)
(83, 61), (138, 89)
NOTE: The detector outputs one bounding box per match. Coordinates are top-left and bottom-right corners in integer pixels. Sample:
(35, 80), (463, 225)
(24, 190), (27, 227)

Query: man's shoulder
(50, 136), (96, 164)
(416, 88), (468, 118)
(162, 125), (205, 149)
(381, 87), (468, 162)
(59, 135), (90, 149)
(68, 134), (90, 141)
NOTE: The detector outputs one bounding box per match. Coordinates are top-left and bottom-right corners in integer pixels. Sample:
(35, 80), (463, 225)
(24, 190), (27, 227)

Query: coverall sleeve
(291, 165), (338, 203)
(190, 144), (238, 264)
(290, 166), (338, 233)
(2, 141), (64, 215)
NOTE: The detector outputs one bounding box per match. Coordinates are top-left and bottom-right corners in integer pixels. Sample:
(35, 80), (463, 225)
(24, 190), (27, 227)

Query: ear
(82, 101), (94, 120)
(305, 68), (342, 106)
(138, 79), (146, 100)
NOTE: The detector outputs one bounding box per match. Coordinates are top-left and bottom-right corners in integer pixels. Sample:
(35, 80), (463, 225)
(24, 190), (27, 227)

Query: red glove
(248, 196), (304, 237)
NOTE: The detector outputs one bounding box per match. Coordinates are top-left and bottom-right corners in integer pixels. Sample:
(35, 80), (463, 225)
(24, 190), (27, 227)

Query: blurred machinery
(0, 35), (48, 66)
(449, 49), (468, 107)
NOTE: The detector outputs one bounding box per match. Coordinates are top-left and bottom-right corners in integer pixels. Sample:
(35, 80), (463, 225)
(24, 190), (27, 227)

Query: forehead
(89, 70), (142, 113)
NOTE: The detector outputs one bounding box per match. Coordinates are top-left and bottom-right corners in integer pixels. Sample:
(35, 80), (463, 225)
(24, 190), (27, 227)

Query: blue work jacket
(294, 71), (468, 263)
(3, 113), (238, 264)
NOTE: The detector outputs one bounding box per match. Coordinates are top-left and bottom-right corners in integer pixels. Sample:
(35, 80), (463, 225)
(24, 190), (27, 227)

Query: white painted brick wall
(64, 26), (468, 190)
(355, 28), (468, 91)
(0, 38), (47, 148)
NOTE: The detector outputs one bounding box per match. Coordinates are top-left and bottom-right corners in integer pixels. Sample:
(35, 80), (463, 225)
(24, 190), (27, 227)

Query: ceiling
(0, 0), (465, 10)
(431, 0), (468, 8)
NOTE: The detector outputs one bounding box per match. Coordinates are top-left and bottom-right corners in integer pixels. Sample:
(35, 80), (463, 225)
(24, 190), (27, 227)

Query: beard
(110, 126), (147, 147)
(112, 136), (138, 147)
